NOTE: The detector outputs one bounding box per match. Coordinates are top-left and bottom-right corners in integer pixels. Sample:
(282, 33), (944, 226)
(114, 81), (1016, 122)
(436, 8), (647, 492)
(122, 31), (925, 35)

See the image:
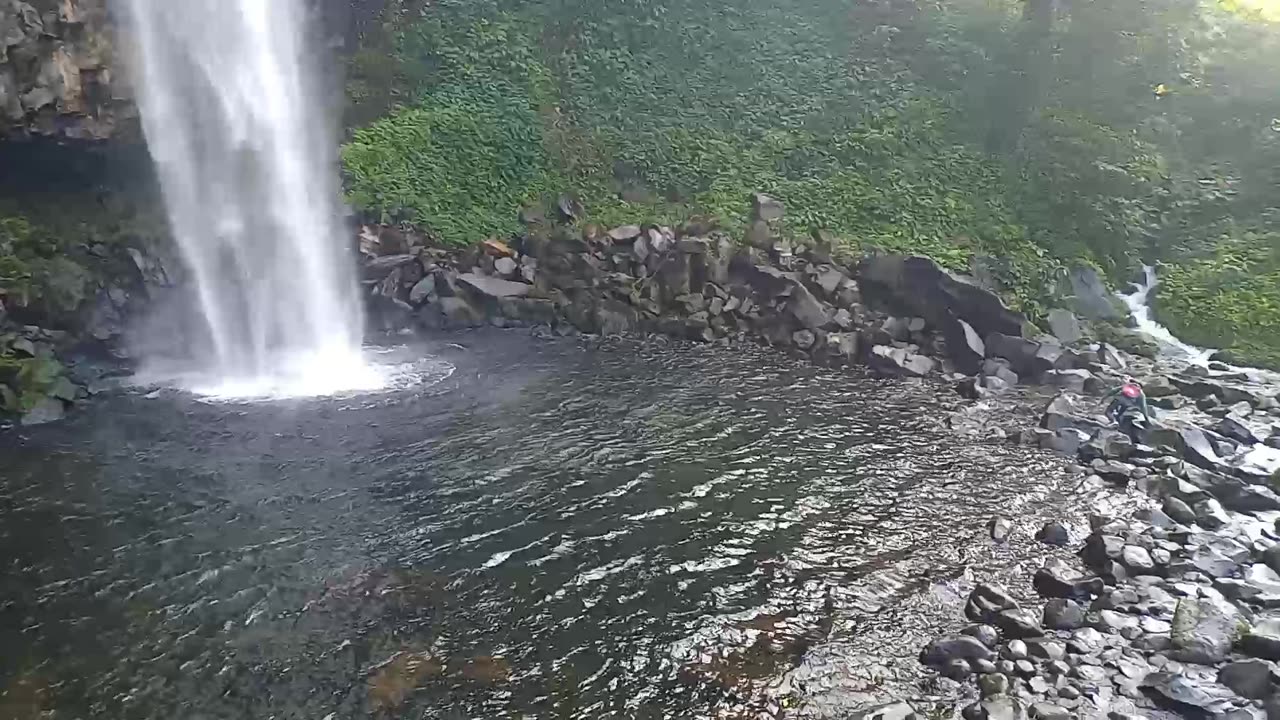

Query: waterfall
(122, 0), (379, 398)
(1118, 265), (1216, 365)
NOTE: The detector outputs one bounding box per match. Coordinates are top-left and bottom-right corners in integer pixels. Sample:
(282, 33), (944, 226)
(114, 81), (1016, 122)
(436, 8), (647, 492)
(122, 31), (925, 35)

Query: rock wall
(0, 0), (129, 140)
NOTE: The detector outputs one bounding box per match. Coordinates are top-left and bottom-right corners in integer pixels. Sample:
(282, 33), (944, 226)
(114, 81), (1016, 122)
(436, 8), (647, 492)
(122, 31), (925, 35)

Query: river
(0, 331), (1110, 718)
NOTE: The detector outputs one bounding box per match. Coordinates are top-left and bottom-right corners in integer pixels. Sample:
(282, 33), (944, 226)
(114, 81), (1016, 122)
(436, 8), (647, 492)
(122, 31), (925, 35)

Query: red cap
(1122, 384), (1141, 399)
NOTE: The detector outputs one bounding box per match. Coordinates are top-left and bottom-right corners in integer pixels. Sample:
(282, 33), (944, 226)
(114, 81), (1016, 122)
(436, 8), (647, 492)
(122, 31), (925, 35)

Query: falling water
(1118, 265), (1216, 365)
(122, 0), (381, 398)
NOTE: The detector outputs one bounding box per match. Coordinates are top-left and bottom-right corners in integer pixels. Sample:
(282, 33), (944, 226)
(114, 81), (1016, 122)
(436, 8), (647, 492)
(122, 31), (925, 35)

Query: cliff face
(1, 0), (132, 140)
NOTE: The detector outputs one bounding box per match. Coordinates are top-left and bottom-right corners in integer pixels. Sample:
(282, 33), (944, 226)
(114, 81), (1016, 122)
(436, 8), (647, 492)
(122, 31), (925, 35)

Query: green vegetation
(1159, 231), (1280, 369)
(339, 0), (1280, 335)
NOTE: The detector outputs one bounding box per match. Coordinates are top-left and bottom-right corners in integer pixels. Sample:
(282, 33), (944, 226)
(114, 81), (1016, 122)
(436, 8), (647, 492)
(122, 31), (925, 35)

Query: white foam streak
(1118, 265), (1216, 365)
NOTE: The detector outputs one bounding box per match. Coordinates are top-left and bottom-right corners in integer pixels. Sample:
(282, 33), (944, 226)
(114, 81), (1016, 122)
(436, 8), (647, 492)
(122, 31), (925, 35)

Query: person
(1104, 379), (1152, 441)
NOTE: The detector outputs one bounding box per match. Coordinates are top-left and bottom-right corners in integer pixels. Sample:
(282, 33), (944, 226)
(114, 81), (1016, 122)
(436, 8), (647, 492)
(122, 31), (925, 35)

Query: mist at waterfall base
(121, 0), (405, 400)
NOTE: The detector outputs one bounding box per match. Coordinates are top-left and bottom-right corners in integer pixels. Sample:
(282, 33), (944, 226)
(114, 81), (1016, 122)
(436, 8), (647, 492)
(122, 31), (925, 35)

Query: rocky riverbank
(352, 192), (1280, 719)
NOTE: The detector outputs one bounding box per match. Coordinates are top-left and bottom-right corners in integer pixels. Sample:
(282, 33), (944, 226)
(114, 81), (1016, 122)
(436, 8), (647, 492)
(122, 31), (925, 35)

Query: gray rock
(1140, 672), (1237, 714)
(458, 273), (532, 299)
(1069, 627), (1105, 654)
(1036, 521), (1070, 547)
(1242, 618), (1280, 661)
(1121, 546), (1155, 573)
(859, 254), (1026, 340)
(1034, 563), (1105, 601)
(1026, 638), (1066, 661)
(1044, 599), (1087, 630)
(1169, 596), (1241, 664)
(607, 225), (642, 242)
(963, 624), (1002, 649)
(408, 275), (436, 305)
(968, 695), (1026, 720)
(996, 609), (1045, 639)
(1029, 702), (1071, 720)
(1262, 544), (1280, 576)
(1097, 610), (1140, 633)
(750, 192), (785, 222)
(1003, 639), (1029, 660)
(1144, 375), (1178, 398)
(21, 396), (64, 426)
(922, 635), (997, 666)
(852, 702), (917, 720)
(1194, 498), (1230, 530)
(991, 517), (1014, 542)
(494, 256), (518, 278)
(944, 316), (987, 375)
(1162, 497), (1197, 525)
(1048, 309), (1084, 345)
(1069, 266), (1125, 321)
(1217, 659), (1277, 699)
(786, 284), (830, 330)
(980, 673), (1011, 698)
(792, 329), (816, 350)
(869, 345), (935, 378)
(1044, 369), (1093, 394)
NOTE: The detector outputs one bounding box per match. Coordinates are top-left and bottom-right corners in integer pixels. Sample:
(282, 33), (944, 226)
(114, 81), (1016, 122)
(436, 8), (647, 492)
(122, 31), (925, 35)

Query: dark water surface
(0, 331), (1094, 719)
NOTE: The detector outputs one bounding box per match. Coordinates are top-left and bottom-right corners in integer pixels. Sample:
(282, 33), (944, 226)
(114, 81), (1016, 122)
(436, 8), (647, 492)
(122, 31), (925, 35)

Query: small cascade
(1117, 265), (1216, 366)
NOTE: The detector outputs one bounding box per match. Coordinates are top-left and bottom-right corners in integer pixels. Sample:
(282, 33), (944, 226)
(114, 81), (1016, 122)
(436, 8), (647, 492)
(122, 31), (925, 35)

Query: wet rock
(1218, 659), (1278, 699)
(922, 635), (997, 666)
(1242, 618), (1280, 661)
(1044, 599), (1087, 630)
(1217, 416), (1265, 445)
(1069, 267), (1125, 321)
(996, 609), (1045, 639)
(1036, 521), (1070, 547)
(786, 283), (831, 330)
(1169, 596), (1240, 664)
(494, 256), (518, 278)
(963, 624), (1002, 649)
(1193, 498), (1230, 530)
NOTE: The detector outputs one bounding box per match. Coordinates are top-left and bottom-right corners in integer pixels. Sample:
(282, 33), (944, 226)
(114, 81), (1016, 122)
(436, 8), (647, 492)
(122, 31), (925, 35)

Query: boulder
(458, 273), (532, 299)
(1169, 595), (1241, 664)
(1217, 659), (1277, 700)
(851, 702), (916, 720)
(1216, 417), (1265, 445)
(1035, 521), (1070, 546)
(1162, 496), (1197, 525)
(1043, 598), (1087, 630)
(869, 346), (934, 377)
(1047, 309), (1084, 344)
(1033, 562), (1104, 601)
(961, 624), (1001, 649)
(1068, 266), (1125, 321)
(986, 333), (1043, 376)
(942, 316), (986, 375)
(786, 284), (831, 330)
(965, 583), (1020, 623)
(607, 225), (642, 242)
(21, 396), (64, 426)
(1141, 672), (1237, 715)
(750, 192), (785, 222)
(1040, 394), (1107, 434)
(1144, 375), (1178, 398)
(1243, 618), (1280, 661)
(920, 635), (996, 666)
(1043, 369), (1092, 394)
(994, 609), (1044, 639)
(859, 255), (1025, 340)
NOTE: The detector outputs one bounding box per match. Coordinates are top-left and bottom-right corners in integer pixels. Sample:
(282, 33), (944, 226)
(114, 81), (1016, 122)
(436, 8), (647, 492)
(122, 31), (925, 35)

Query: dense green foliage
(1159, 231), (1280, 368)
(342, 0), (1280, 334)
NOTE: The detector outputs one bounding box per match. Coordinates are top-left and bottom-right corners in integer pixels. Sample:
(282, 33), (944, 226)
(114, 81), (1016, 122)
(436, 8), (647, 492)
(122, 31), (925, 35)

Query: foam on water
(1118, 265), (1216, 365)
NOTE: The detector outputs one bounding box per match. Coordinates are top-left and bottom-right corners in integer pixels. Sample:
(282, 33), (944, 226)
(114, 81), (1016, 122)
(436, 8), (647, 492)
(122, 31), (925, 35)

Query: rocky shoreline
(9, 190), (1280, 718)
(352, 193), (1280, 719)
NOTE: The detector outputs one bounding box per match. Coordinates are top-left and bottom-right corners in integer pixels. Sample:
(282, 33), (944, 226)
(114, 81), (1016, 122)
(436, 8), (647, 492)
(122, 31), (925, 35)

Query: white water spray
(1118, 265), (1215, 365)
(122, 0), (380, 398)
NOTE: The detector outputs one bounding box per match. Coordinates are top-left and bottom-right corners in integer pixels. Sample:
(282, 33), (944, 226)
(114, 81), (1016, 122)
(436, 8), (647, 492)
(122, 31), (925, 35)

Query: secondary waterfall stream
(121, 0), (377, 398)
